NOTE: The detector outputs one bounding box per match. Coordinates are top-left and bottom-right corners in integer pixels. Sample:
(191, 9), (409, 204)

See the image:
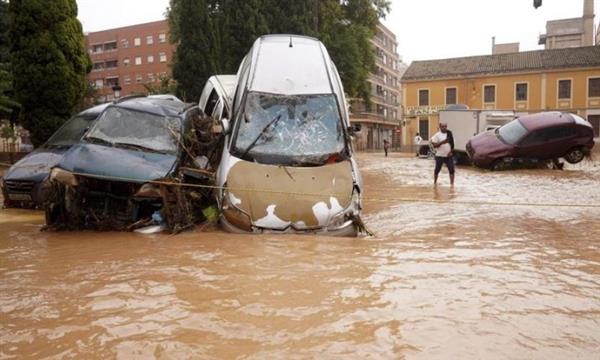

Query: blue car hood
(4, 148), (66, 183)
(57, 143), (177, 183)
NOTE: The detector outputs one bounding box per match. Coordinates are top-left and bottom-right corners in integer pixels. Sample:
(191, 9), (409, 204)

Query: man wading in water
(431, 122), (455, 186)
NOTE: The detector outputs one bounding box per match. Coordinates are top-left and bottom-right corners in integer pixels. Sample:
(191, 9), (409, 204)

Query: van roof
(249, 35), (333, 95)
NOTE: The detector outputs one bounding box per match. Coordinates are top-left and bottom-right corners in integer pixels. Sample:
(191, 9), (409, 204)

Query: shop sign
(406, 105), (446, 116)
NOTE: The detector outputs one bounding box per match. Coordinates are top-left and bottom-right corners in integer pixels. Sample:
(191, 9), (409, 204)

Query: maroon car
(466, 112), (595, 170)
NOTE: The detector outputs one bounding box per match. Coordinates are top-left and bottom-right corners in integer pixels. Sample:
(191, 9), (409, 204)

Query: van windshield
(497, 118), (528, 145)
(85, 107), (181, 154)
(232, 92), (346, 165)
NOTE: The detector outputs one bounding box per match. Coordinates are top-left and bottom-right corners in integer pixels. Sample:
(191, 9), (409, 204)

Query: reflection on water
(1, 153), (599, 359)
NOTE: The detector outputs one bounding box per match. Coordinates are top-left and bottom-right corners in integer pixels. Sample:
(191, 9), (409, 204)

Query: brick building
(350, 22), (406, 151)
(85, 20), (173, 101)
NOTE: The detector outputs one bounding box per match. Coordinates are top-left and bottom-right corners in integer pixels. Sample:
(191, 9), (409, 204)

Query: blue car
(44, 96), (205, 230)
(2, 103), (109, 208)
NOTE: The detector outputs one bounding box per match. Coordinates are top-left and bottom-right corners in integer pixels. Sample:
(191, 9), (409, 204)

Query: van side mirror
(347, 123), (361, 135)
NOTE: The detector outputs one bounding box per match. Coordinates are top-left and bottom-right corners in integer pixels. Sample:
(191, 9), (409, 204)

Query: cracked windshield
(234, 93), (345, 164)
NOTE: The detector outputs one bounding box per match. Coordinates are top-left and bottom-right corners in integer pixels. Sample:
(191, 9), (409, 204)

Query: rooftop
(402, 46), (600, 81)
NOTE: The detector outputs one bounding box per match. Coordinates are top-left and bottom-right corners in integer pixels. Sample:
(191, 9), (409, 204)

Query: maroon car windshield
(497, 119), (528, 145)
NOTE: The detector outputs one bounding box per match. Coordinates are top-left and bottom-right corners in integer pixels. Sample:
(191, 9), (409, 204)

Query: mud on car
(44, 96), (221, 232)
(204, 35), (365, 236)
(466, 112), (595, 170)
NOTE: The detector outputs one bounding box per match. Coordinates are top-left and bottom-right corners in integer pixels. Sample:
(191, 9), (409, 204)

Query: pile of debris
(43, 108), (223, 234)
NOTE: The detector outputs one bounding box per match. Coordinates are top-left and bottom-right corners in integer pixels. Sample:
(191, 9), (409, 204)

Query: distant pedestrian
(414, 132), (422, 156)
(383, 139), (390, 157)
(431, 123), (455, 186)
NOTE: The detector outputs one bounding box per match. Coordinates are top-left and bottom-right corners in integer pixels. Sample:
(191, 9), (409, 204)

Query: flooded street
(1, 153), (600, 359)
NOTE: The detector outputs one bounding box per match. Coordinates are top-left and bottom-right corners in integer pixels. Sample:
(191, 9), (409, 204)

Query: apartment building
(401, 46), (600, 147)
(85, 20), (173, 101)
(350, 23), (406, 151)
(538, 0), (595, 49)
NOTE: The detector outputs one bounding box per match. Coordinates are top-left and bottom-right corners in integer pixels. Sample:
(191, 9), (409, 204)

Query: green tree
(169, 0), (220, 102)
(0, 0), (19, 121)
(9, 0), (88, 147)
(143, 74), (178, 96)
(169, 0), (390, 102)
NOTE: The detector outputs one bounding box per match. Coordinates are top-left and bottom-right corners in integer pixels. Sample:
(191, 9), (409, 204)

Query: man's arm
(431, 135), (448, 148)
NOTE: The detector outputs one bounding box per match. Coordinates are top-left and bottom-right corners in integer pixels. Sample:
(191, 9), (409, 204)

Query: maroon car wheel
(563, 147), (585, 164)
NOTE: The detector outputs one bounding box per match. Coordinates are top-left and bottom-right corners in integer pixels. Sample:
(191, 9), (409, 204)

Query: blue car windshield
(85, 107), (181, 154)
(233, 92), (345, 165)
(497, 119), (528, 145)
(46, 115), (92, 147)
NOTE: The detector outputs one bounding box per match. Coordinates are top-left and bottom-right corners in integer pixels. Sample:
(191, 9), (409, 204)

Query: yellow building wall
(402, 68), (600, 145)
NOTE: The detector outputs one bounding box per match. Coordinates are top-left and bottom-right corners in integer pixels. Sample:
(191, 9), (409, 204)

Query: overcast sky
(76, 0), (599, 64)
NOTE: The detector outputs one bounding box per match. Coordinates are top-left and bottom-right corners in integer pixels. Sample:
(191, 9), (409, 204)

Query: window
(558, 79), (571, 99)
(521, 126), (576, 146)
(159, 52), (167, 63)
(146, 35), (153, 45)
(105, 60), (118, 69)
(484, 85), (495, 103)
(121, 39), (129, 48)
(123, 58), (130, 66)
(103, 41), (117, 51)
(105, 77), (119, 87)
(159, 33), (166, 43)
(418, 89), (429, 106)
(445, 88), (457, 105)
(147, 73), (155, 83)
(516, 83), (528, 101)
(92, 62), (104, 71)
(136, 74), (143, 83)
(94, 79), (103, 88)
(92, 44), (103, 53)
(134, 37), (141, 47)
(135, 56), (142, 65)
(419, 117), (429, 140)
(147, 55), (154, 64)
(124, 76), (131, 85)
(589, 78), (600, 98)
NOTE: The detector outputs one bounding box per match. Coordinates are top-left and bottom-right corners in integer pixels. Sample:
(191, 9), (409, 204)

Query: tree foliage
(0, 0), (19, 120)
(9, 0), (88, 146)
(168, 0), (390, 102)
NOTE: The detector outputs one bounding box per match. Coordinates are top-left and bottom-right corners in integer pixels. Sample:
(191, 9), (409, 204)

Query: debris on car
(43, 96), (223, 233)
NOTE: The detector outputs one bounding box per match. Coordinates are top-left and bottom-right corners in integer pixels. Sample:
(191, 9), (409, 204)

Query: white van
(205, 35), (363, 236)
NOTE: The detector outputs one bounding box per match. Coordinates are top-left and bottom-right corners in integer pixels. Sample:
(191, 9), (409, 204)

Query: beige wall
(402, 67), (600, 145)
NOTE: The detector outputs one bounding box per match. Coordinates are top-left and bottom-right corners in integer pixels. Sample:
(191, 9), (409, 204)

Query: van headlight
(50, 168), (78, 187)
(328, 191), (361, 228)
(221, 188), (253, 231)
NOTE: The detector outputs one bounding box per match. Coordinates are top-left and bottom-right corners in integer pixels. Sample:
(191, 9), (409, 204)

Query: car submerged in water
(202, 35), (364, 236)
(44, 96), (217, 231)
(1, 103), (109, 208)
(466, 112), (595, 170)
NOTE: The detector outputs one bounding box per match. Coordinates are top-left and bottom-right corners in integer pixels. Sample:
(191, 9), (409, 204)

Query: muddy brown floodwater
(1, 153), (600, 359)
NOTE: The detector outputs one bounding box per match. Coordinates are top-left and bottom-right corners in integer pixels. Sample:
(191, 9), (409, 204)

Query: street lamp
(112, 84), (122, 99)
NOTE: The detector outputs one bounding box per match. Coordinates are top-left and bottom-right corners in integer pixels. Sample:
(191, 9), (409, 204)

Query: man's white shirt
(431, 131), (451, 157)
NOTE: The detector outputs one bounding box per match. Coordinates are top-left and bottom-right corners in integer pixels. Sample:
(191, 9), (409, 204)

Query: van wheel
(564, 147), (585, 164)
